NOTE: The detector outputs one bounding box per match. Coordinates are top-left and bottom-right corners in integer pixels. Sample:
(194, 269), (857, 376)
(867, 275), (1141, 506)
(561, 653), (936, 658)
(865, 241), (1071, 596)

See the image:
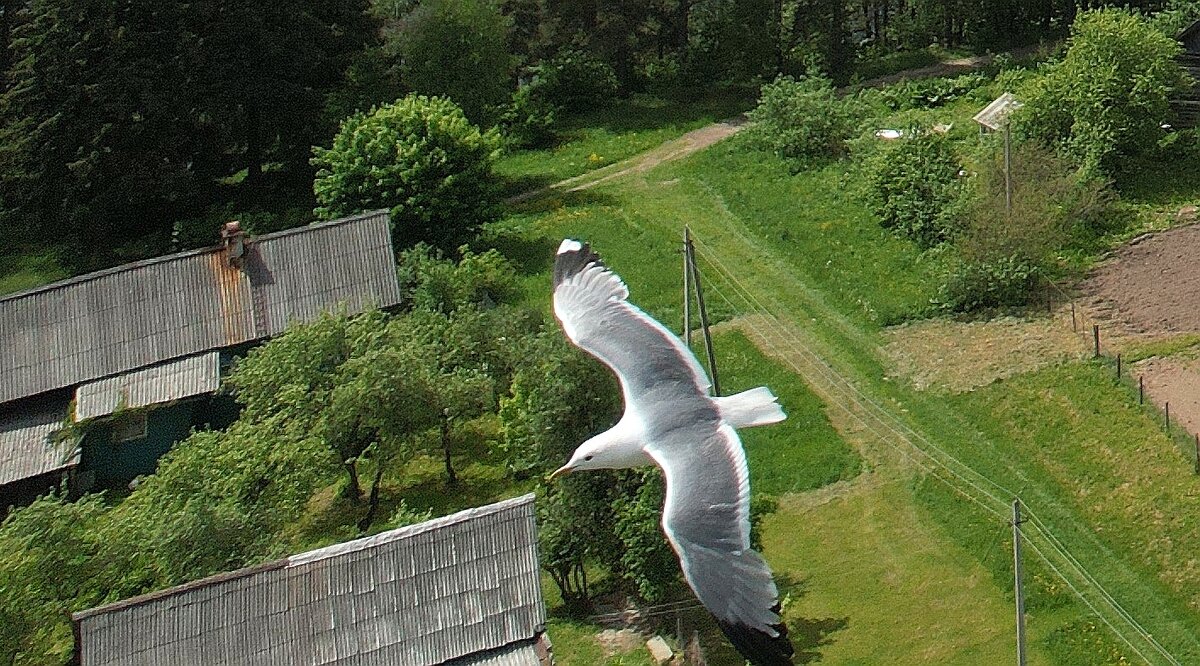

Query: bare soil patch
(1077, 223), (1200, 437)
(1081, 224), (1200, 341)
(882, 314), (1089, 393)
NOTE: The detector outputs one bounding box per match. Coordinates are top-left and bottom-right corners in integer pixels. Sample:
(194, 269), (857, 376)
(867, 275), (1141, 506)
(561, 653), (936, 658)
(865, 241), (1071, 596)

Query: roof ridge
(0, 209), (389, 304)
(287, 492), (536, 566)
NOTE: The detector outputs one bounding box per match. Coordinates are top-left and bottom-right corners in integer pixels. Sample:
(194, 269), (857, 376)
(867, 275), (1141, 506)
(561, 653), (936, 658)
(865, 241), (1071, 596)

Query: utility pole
(684, 230), (720, 396)
(1004, 123), (1013, 216)
(1012, 499), (1028, 666)
(683, 227), (692, 348)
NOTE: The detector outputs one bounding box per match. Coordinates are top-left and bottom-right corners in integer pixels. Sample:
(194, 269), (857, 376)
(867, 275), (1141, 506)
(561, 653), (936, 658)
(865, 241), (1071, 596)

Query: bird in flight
(549, 239), (794, 665)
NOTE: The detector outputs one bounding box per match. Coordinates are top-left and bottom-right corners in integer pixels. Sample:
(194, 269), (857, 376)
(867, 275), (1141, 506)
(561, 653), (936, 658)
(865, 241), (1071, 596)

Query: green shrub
(879, 73), (987, 110)
(935, 254), (1040, 312)
(1017, 8), (1191, 174)
(745, 72), (864, 171)
(938, 139), (1112, 313)
(865, 130), (964, 248)
(498, 85), (557, 149)
(531, 48), (619, 114)
(394, 0), (514, 124)
(312, 95), (502, 252)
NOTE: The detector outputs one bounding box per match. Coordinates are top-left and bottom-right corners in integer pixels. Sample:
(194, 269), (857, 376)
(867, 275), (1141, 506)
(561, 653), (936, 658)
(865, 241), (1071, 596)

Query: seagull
(549, 239), (794, 666)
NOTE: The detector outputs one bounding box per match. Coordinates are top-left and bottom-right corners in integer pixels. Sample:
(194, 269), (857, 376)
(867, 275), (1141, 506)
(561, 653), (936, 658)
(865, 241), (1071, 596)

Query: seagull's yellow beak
(549, 464), (574, 481)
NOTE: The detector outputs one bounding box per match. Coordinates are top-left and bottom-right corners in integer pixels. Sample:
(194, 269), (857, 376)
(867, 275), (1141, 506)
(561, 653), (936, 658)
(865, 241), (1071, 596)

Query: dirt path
(504, 116), (748, 205)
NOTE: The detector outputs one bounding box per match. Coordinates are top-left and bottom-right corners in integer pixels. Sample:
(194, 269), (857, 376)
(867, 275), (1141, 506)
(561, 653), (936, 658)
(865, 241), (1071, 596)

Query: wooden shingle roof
(0, 403), (76, 486)
(72, 494), (547, 666)
(0, 211), (400, 407)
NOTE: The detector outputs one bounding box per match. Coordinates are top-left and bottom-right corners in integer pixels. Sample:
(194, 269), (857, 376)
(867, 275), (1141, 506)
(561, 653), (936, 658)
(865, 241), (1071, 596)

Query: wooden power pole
(684, 228), (720, 396)
(683, 228), (692, 348)
(1012, 499), (1028, 666)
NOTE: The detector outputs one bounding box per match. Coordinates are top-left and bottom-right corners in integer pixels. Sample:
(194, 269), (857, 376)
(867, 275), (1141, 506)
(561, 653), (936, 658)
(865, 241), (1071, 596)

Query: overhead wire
(686, 235), (1185, 665)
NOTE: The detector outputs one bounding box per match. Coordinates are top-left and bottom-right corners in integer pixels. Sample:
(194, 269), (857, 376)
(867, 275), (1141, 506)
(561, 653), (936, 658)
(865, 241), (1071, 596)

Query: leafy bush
(1017, 8), (1191, 174)
(530, 48), (619, 114)
(498, 85), (557, 149)
(938, 140), (1112, 313)
(865, 130), (964, 248)
(312, 95), (502, 252)
(745, 72), (864, 171)
(879, 73), (987, 110)
(395, 244), (520, 313)
(935, 254), (1040, 312)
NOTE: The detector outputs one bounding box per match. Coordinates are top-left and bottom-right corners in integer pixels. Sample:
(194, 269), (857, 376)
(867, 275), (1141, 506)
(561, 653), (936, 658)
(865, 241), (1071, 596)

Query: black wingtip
(715, 615), (794, 666)
(553, 239), (605, 289)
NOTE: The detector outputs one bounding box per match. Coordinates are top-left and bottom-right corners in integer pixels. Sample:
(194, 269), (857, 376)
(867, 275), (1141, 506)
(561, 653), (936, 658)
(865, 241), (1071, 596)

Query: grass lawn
(0, 249), (66, 296)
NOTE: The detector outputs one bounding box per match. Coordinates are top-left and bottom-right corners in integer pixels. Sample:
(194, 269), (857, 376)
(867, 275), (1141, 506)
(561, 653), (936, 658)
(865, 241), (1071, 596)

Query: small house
(71, 494), (552, 666)
(0, 211), (401, 506)
(1173, 20), (1200, 128)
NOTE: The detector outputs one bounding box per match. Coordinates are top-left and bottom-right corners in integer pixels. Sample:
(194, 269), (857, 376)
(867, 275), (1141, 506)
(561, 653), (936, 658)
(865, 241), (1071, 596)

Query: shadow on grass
(775, 572), (849, 663)
(558, 91), (753, 135)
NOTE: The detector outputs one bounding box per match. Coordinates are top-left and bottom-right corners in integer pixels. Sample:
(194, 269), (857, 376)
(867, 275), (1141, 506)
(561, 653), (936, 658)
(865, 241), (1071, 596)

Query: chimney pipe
(220, 220), (247, 269)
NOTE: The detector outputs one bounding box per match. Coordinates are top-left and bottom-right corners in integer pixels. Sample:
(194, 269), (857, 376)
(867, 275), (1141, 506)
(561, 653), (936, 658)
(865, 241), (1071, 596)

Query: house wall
(79, 403), (196, 489)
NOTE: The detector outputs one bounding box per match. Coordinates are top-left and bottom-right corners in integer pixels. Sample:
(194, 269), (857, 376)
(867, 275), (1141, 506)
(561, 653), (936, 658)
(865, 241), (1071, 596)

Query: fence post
(1167, 402), (1171, 431)
(1093, 324), (1100, 357)
(1116, 354), (1121, 379)
(1071, 302), (1077, 332)
(1139, 376), (1144, 405)
(1194, 434), (1199, 476)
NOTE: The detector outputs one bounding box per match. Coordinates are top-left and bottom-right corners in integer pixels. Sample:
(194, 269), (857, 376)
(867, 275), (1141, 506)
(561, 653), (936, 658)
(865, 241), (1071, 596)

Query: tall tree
(396, 0), (514, 124)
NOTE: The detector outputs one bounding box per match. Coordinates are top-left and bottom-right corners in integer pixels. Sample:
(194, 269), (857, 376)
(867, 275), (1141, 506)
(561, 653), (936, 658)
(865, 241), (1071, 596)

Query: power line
(686, 236), (1185, 665)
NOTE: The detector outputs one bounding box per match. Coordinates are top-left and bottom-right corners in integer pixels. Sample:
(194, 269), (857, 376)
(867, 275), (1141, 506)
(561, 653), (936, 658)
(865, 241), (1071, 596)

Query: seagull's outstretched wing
(552, 239), (711, 401)
(648, 421), (794, 666)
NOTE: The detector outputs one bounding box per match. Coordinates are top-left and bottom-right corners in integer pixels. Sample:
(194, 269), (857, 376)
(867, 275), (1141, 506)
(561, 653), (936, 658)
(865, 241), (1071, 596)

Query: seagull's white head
(549, 419), (650, 480)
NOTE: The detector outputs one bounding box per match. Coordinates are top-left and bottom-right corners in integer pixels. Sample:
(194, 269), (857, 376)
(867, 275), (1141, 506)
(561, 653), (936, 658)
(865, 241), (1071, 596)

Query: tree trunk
(357, 462), (386, 533)
(441, 416), (457, 486)
(344, 460), (363, 502)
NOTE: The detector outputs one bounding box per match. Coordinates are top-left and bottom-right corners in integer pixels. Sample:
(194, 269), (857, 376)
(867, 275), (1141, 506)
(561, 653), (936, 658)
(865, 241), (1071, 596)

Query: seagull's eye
(584, 455), (594, 462)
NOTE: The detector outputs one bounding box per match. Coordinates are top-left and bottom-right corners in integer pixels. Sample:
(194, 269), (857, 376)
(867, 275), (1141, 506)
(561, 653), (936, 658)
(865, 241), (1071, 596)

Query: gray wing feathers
(650, 424), (779, 631)
(553, 243), (711, 398)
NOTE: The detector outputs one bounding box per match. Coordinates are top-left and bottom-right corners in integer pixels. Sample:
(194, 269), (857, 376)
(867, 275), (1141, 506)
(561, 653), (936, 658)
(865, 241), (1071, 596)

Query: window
(112, 412), (148, 442)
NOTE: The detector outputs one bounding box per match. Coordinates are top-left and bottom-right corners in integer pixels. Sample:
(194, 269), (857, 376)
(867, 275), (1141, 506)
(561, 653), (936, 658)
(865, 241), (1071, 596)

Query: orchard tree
(312, 95), (502, 252)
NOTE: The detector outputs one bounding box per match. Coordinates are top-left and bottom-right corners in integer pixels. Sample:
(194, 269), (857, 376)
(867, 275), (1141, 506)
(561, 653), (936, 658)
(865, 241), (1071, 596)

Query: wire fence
(1040, 273), (1200, 474)
(684, 233), (1187, 666)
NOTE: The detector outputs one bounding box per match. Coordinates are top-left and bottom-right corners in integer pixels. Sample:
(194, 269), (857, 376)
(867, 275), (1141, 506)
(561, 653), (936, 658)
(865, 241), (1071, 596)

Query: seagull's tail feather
(715, 609), (795, 666)
(714, 386), (786, 429)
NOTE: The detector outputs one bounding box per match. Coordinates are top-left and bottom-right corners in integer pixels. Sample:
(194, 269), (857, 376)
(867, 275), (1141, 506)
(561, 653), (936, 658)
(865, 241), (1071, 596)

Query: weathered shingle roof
(0, 210), (400, 406)
(74, 351), (221, 421)
(73, 494), (545, 666)
(0, 403), (76, 486)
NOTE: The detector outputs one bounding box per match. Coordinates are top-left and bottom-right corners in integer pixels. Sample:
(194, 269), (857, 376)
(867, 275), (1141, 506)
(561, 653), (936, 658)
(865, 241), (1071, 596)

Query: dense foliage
(745, 72), (863, 171)
(936, 140), (1112, 312)
(312, 95), (502, 252)
(865, 131), (964, 249)
(396, 0), (513, 124)
(1018, 8), (1191, 175)
(0, 0), (375, 272)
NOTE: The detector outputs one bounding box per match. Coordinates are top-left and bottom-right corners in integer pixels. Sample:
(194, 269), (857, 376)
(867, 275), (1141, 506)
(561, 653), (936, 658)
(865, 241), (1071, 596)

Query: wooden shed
(1172, 20), (1200, 127)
